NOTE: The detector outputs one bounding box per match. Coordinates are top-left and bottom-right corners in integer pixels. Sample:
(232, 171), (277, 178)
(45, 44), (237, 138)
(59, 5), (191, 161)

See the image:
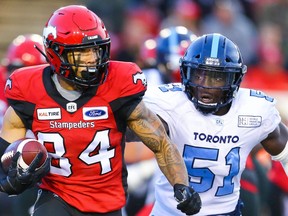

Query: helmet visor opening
(67, 47), (103, 66)
(186, 67), (237, 89)
(62, 45), (109, 86)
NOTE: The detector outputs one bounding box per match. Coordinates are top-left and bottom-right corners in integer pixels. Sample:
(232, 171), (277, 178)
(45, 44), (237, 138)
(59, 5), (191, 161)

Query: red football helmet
(139, 38), (157, 68)
(2, 34), (46, 74)
(43, 5), (111, 87)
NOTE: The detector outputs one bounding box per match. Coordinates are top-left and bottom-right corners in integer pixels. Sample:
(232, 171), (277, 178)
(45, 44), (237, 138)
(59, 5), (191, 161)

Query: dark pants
(32, 189), (122, 216)
(0, 186), (38, 216)
(209, 199), (244, 216)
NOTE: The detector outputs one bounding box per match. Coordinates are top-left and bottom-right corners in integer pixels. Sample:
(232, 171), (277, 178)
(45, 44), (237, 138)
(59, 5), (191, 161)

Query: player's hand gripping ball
(1, 138), (48, 173)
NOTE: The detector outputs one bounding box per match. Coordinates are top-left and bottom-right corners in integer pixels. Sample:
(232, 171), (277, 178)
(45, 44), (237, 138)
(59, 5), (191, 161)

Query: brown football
(1, 138), (48, 173)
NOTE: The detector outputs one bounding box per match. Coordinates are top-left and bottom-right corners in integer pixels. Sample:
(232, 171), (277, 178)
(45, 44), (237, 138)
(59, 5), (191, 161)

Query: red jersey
(0, 66), (7, 103)
(0, 66), (8, 129)
(4, 61), (147, 213)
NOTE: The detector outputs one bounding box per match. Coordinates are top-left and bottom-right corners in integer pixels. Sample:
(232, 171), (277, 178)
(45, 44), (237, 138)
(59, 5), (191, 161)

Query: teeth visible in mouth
(88, 68), (96, 72)
(193, 98), (217, 106)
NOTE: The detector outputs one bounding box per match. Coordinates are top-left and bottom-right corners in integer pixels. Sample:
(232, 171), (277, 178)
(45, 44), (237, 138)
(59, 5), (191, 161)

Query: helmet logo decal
(205, 57), (220, 66)
(133, 72), (147, 86)
(5, 78), (12, 90)
(43, 25), (57, 41)
(210, 34), (220, 57)
(87, 35), (99, 40)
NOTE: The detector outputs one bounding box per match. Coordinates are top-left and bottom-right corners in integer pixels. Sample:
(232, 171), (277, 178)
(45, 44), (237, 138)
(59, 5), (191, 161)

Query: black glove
(0, 151), (50, 195)
(174, 183), (202, 215)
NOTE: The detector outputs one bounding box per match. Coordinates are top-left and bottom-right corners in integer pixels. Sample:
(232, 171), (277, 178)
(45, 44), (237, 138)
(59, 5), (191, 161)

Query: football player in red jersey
(0, 34), (47, 128)
(0, 5), (201, 216)
(0, 34), (47, 216)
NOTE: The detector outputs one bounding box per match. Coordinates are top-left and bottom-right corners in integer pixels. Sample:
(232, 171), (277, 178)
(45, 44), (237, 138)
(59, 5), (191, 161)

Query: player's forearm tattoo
(128, 101), (168, 153)
(128, 102), (188, 185)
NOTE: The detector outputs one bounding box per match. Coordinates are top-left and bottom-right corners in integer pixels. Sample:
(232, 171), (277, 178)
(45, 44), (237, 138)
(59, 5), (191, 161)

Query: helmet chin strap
(193, 98), (220, 115)
(34, 45), (49, 63)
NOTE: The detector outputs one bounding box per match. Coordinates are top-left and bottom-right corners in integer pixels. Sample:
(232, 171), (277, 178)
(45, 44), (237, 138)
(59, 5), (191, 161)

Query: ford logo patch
(85, 109), (106, 117)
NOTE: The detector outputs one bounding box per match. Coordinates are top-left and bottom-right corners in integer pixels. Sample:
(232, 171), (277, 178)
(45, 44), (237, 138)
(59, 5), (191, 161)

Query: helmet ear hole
(52, 44), (60, 53)
(226, 57), (232, 62)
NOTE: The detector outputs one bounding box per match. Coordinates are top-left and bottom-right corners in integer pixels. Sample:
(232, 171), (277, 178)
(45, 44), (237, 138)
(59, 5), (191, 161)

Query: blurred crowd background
(0, 0), (287, 216)
(2, 0), (288, 121)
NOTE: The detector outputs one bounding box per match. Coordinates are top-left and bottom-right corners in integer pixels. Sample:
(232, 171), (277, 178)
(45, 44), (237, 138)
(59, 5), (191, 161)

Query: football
(1, 138), (48, 173)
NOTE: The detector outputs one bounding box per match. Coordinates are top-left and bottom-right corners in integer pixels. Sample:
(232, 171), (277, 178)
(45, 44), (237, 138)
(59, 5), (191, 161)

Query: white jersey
(143, 68), (164, 86)
(144, 83), (281, 216)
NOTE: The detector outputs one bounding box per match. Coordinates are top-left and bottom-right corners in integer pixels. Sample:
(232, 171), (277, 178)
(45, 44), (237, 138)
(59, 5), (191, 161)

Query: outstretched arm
(127, 100), (188, 186)
(261, 122), (288, 176)
(127, 100), (202, 215)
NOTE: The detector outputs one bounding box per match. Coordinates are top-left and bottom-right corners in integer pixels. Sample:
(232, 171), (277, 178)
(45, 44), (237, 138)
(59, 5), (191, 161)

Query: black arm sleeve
(7, 99), (35, 130)
(110, 91), (145, 133)
(0, 138), (10, 179)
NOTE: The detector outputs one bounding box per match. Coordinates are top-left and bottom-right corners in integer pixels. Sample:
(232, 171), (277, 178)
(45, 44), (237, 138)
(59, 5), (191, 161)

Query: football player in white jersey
(124, 26), (199, 216)
(143, 33), (288, 216)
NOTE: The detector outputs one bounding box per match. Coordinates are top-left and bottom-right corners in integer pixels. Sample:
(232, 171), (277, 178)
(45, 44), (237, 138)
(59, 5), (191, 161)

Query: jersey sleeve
(5, 67), (38, 129)
(119, 62), (147, 97)
(240, 89), (281, 142)
(259, 97), (281, 141)
(143, 84), (182, 127)
(109, 61), (147, 121)
(5, 69), (25, 100)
